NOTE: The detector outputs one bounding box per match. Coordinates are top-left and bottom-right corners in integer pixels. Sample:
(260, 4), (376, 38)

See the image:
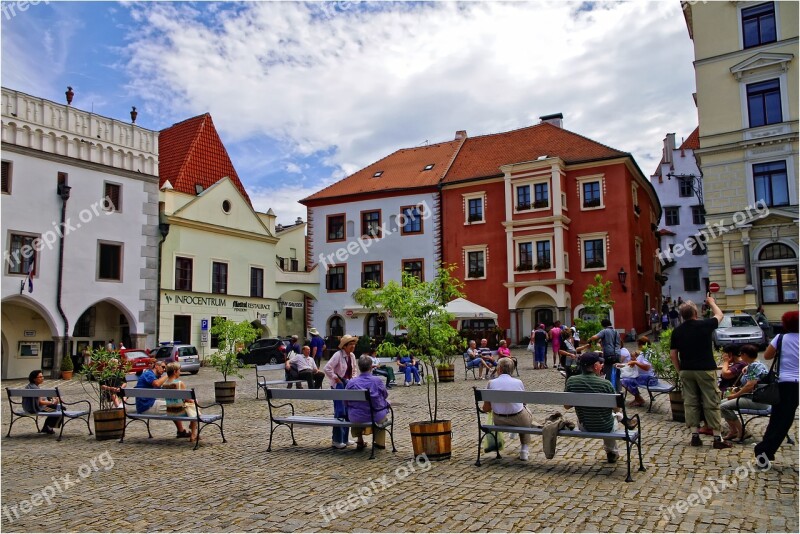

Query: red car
(120, 348), (154, 375)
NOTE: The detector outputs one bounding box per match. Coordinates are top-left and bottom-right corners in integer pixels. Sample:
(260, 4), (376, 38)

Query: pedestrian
(308, 327), (326, 368)
(286, 335), (301, 355)
(669, 306), (680, 328)
(589, 319), (622, 392)
(106, 339), (116, 352)
(548, 321), (563, 369)
(649, 308), (661, 338)
(669, 296), (731, 449)
(754, 311), (799, 470)
(532, 324), (548, 369)
(323, 335), (359, 449)
(661, 311), (670, 332)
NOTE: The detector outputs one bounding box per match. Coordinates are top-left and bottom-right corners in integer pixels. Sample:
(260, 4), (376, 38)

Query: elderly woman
(162, 362), (199, 441)
(720, 344), (769, 442)
(717, 344), (745, 398)
(620, 336), (659, 407)
(755, 311), (799, 469)
(465, 340), (491, 379)
(346, 355), (391, 450)
(323, 335), (360, 449)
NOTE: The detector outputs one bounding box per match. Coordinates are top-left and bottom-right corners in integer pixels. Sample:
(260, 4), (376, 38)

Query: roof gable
(159, 113), (252, 206)
(680, 127), (700, 150)
(172, 177), (270, 236)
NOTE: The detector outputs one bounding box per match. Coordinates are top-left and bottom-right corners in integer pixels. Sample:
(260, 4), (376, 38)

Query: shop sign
(23, 330), (36, 337)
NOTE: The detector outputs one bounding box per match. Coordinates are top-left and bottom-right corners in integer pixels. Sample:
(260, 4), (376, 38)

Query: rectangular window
(691, 235), (708, 256)
(326, 264), (346, 291)
(173, 315), (191, 346)
(753, 161), (789, 207)
(517, 242), (533, 270)
(401, 205), (423, 235)
(467, 198), (483, 222)
(635, 240), (643, 272)
(665, 207), (680, 226)
(747, 79), (782, 128)
(285, 307), (293, 320)
(534, 183), (549, 207)
(104, 182), (121, 212)
(536, 241), (551, 268)
(212, 262), (228, 294)
(691, 206), (706, 225)
(516, 185), (531, 210)
(210, 316), (225, 349)
(467, 251), (485, 278)
(760, 266), (798, 303)
(327, 214), (345, 242)
(403, 259), (424, 282)
(361, 210), (381, 238)
(250, 267), (264, 298)
(678, 178), (694, 198)
(362, 262), (382, 288)
(742, 2), (776, 49)
(7, 233), (37, 275)
(583, 239), (605, 269)
(1, 161), (10, 194)
(175, 257), (193, 291)
(583, 182), (601, 207)
(683, 267), (701, 292)
(98, 242), (122, 281)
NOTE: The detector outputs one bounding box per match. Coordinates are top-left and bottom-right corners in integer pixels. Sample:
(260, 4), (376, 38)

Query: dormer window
(423, 164), (434, 171)
(373, 171), (383, 178)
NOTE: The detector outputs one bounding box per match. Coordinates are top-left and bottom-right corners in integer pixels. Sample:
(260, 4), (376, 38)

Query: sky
(1, 0), (699, 224)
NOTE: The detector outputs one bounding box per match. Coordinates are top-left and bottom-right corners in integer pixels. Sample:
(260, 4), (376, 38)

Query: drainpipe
(155, 221), (170, 344)
(55, 183), (71, 378)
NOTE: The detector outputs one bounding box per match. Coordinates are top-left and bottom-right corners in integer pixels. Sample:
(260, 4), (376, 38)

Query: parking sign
(201, 319), (209, 331)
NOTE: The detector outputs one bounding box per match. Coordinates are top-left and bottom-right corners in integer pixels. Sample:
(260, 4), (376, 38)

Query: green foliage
(575, 274), (615, 342)
(208, 319), (260, 382)
(355, 334), (373, 356)
(354, 265), (467, 421)
(646, 328), (680, 391)
(61, 352), (74, 372)
(78, 348), (133, 410)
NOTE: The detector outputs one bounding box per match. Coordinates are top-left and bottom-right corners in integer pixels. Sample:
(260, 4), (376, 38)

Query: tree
(354, 265), (466, 421)
(208, 319), (260, 382)
(574, 274), (615, 344)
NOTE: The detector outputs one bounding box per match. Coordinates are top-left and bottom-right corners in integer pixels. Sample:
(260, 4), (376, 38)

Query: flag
(24, 261), (34, 294)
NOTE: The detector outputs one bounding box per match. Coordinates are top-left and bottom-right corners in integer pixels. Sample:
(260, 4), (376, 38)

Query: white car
(713, 314), (767, 350)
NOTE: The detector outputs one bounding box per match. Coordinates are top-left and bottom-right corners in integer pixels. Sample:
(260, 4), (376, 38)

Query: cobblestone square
(2, 349), (797, 532)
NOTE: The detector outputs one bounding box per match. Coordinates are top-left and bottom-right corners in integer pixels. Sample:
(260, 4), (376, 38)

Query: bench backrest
(375, 357), (394, 365)
(121, 388), (195, 400)
(267, 387), (369, 402)
(7, 387), (60, 398)
(474, 388), (623, 409)
(256, 364), (286, 374)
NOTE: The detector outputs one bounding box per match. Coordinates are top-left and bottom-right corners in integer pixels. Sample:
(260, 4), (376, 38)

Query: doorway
(173, 315), (191, 345)
(534, 308), (554, 328)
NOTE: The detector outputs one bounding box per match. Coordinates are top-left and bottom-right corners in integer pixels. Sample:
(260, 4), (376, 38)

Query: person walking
(754, 311), (799, 470)
(548, 321), (562, 369)
(323, 335), (359, 449)
(669, 296), (731, 449)
(532, 324), (548, 369)
(309, 327), (326, 368)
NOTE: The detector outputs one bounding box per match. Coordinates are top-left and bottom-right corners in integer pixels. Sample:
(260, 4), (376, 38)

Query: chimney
(539, 113), (563, 128)
(455, 130), (467, 140)
(663, 133), (676, 166)
(296, 216), (303, 225)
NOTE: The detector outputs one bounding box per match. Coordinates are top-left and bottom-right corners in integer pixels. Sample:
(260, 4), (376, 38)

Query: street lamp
(618, 267), (628, 293)
(666, 172), (704, 210)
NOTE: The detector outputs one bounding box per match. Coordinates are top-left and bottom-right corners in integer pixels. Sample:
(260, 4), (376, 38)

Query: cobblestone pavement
(2, 348), (798, 532)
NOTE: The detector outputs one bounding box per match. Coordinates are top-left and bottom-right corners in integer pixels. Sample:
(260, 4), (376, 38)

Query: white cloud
(120, 1), (696, 196)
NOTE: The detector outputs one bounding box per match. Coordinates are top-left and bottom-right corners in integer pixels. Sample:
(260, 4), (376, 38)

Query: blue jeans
(401, 366), (420, 383)
(621, 375), (659, 396)
(332, 382), (349, 444)
(534, 345), (546, 363)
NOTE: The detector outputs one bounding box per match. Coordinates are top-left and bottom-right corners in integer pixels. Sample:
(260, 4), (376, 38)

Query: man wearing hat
(309, 327), (326, 368)
(323, 335), (360, 448)
(564, 352), (621, 463)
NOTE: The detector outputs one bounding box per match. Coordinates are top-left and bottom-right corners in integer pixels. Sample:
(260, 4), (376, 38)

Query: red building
(440, 115), (662, 341)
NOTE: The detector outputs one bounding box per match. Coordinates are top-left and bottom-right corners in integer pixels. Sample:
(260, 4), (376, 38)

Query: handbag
(527, 341), (536, 352)
(752, 335), (782, 406)
(482, 413), (505, 452)
(620, 363), (639, 379)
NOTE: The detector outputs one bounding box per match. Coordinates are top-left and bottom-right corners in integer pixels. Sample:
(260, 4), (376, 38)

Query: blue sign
(201, 319), (209, 331)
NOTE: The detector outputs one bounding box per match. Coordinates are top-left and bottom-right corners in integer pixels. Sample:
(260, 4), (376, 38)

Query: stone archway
(1, 296), (60, 380)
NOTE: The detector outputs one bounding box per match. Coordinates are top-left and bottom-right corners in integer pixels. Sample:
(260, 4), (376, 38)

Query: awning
(444, 298), (498, 320)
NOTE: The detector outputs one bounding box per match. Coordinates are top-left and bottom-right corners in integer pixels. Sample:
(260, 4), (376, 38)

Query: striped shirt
(564, 372), (615, 432)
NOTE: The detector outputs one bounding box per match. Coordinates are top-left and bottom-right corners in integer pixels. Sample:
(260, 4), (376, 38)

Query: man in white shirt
(287, 346), (325, 389)
(480, 357), (535, 461)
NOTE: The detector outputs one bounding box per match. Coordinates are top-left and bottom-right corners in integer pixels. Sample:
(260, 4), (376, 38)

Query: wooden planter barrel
(409, 420), (452, 461)
(436, 365), (455, 383)
(214, 381), (237, 404)
(669, 391), (685, 423)
(94, 408), (125, 441)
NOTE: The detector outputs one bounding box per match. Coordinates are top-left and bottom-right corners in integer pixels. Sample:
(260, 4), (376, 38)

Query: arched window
(366, 313), (387, 339)
(759, 243), (795, 261)
(328, 316), (344, 337)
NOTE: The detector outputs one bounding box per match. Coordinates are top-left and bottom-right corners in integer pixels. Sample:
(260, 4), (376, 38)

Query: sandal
(356, 441), (367, 451)
(176, 430), (191, 438)
(722, 433), (739, 441)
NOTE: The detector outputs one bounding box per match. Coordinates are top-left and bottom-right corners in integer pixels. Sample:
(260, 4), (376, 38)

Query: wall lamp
(618, 267), (628, 293)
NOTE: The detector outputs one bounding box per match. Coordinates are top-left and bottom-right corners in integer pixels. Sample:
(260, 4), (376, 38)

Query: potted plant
(355, 265), (466, 460)
(60, 352), (74, 380)
(646, 328), (683, 422)
(516, 263), (533, 272)
(516, 201), (531, 211)
(467, 213), (482, 223)
(533, 199), (549, 209)
(208, 319), (260, 404)
(534, 260), (551, 271)
(78, 348), (132, 440)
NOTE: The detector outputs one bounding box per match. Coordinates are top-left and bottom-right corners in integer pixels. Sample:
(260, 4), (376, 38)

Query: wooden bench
(120, 388), (225, 450)
(255, 364), (304, 399)
(473, 388), (645, 482)
(266, 387), (396, 459)
(5, 387), (92, 441)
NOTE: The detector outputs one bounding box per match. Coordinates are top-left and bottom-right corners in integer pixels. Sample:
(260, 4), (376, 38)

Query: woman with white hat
(323, 335), (360, 449)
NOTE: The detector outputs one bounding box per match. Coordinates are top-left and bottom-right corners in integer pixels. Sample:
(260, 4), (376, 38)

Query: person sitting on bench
(286, 345), (325, 389)
(346, 356), (391, 451)
(23, 370), (62, 435)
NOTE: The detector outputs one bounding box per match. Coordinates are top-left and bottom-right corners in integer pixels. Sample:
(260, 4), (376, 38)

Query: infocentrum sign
(163, 293), (271, 311)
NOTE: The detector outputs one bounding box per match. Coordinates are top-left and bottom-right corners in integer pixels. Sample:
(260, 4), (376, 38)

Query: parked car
(238, 338), (287, 365)
(120, 348), (153, 375)
(713, 313), (767, 350)
(152, 343), (201, 374)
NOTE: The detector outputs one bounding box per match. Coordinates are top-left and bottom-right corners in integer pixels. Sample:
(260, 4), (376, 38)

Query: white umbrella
(444, 298), (498, 320)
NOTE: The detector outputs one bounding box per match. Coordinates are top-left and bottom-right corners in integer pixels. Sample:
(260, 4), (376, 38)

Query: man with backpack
(590, 319), (622, 392)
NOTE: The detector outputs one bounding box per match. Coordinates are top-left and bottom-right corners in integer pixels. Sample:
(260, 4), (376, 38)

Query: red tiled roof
(658, 228), (676, 236)
(159, 113), (251, 205)
(680, 127), (700, 150)
(442, 122), (627, 184)
(301, 139), (463, 203)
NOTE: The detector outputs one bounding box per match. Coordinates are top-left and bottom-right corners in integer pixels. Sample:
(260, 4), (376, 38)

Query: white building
(300, 140), (462, 345)
(652, 129), (709, 305)
(1, 87), (159, 379)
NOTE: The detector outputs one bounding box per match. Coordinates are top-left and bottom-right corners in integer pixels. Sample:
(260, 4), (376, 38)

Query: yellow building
(684, 1), (798, 324)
